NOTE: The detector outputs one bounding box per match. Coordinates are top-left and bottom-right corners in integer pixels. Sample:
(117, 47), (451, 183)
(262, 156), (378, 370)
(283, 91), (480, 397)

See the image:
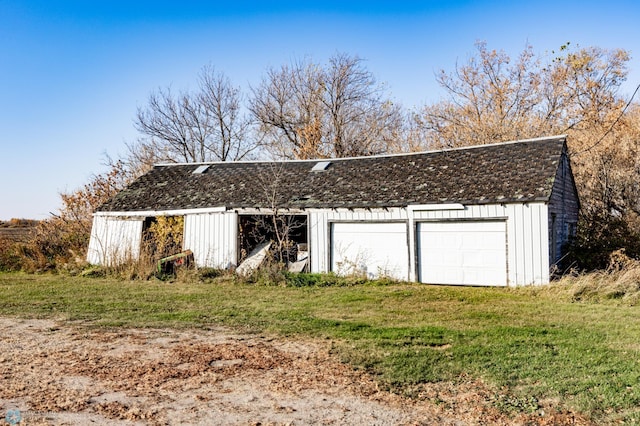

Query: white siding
(88, 201), (552, 285)
(309, 204), (550, 286)
(309, 210), (329, 273)
(183, 212), (238, 268)
(86, 216), (144, 265)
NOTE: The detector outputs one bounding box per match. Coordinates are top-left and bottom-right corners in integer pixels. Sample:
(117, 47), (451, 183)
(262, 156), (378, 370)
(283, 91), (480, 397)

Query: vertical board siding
(521, 205), (532, 283)
(548, 152), (580, 267)
(184, 212), (237, 268)
(87, 215), (107, 264)
(310, 206), (552, 285)
(411, 202), (549, 286)
(508, 204), (523, 285)
(309, 210), (328, 273)
(88, 200), (554, 286)
(86, 216), (143, 265)
(530, 204), (545, 283)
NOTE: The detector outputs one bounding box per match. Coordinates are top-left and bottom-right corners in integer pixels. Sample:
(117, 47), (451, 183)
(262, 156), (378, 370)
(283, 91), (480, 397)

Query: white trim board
(94, 206), (227, 217)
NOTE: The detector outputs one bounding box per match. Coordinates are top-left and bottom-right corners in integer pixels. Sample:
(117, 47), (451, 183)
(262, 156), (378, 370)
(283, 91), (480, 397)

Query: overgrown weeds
(0, 237), (25, 272)
(238, 260), (396, 287)
(527, 250), (640, 305)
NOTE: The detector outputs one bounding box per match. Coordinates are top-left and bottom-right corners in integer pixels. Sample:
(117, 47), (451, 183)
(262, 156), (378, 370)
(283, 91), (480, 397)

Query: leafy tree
(417, 41), (639, 268)
(250, 53), (404, 159)
(417, 42), (550, 147)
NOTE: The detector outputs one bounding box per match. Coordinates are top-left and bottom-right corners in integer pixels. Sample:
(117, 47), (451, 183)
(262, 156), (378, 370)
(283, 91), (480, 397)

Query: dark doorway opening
(238, 214), (308, 266)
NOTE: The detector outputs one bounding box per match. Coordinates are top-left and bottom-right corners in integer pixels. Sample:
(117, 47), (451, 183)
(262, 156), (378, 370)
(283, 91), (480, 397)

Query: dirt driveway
(0, 318), (586, 425)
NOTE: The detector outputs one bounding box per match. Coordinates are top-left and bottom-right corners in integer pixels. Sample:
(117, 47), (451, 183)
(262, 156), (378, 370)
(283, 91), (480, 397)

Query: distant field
(0, 219), (37, 242)
(0, 227), (33, 242)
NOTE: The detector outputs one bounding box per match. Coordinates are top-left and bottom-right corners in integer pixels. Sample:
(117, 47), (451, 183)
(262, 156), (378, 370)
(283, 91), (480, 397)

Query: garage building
(87, 135), (579, 286)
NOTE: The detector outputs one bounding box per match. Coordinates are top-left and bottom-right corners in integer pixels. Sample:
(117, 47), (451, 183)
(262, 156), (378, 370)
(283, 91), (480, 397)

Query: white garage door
(331, 222), (408, 280)
(418, 221), (507, 286)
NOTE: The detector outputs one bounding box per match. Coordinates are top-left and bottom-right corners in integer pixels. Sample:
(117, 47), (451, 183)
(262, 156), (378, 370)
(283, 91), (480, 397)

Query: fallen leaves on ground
(0, 318), (590, 425)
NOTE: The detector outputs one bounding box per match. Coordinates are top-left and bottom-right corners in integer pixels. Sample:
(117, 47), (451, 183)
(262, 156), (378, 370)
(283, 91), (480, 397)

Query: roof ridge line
(154, 135), (567, 167)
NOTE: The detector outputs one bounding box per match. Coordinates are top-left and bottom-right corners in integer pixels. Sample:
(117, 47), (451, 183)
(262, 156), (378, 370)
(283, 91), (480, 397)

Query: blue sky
(1, 0), (639, 220)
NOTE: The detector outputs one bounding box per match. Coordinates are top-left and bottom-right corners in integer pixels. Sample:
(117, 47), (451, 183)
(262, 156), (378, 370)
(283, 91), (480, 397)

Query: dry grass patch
(530, 251), (640, 305)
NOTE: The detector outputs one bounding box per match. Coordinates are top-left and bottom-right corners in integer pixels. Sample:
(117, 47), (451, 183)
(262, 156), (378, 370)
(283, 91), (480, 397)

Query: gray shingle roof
(97, 136), (567, 213)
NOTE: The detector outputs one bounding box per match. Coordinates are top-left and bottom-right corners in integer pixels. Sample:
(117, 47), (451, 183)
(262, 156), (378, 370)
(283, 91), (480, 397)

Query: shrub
(0, 237), (25, 271)
(568, 213), (640, 271)
(3, 160), (142, 273)
(194, 268), (228, 281)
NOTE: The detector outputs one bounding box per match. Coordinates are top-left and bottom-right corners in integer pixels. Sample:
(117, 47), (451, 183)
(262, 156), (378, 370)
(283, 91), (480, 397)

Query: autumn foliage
(3, 45), (639, 273)
(0, 160), (139, 272)
(417, 42), (640, 269)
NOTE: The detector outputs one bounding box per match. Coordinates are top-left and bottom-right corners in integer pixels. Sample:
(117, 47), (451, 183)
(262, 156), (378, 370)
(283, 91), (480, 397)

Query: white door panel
(331, 222), (408, 280)
(418, 221), (507, 286)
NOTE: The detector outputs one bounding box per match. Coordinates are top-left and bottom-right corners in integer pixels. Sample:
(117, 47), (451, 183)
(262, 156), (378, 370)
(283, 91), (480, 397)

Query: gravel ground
(0, 318), (588, 425)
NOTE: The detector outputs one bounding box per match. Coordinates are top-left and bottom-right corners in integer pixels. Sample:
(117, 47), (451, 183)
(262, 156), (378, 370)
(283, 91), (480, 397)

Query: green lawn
(1, 272), (639, 423)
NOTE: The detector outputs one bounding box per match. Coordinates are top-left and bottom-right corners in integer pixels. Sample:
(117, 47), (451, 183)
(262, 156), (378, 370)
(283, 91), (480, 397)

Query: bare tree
(236, 163), (309, 275)
(417, 42), (631, 150)
(132, 66), (260, 166)
(250, 53), (404, 159)
(417, 42), (554, 149)
(256, 163), (305, 263)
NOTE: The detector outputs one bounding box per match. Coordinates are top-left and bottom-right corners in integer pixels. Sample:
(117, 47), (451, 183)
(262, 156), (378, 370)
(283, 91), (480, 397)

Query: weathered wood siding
(183, 212), (238, 268)
(308, 203), (550, 286)
(548, 150), (580, 268)
(86, 215), (144, 265)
